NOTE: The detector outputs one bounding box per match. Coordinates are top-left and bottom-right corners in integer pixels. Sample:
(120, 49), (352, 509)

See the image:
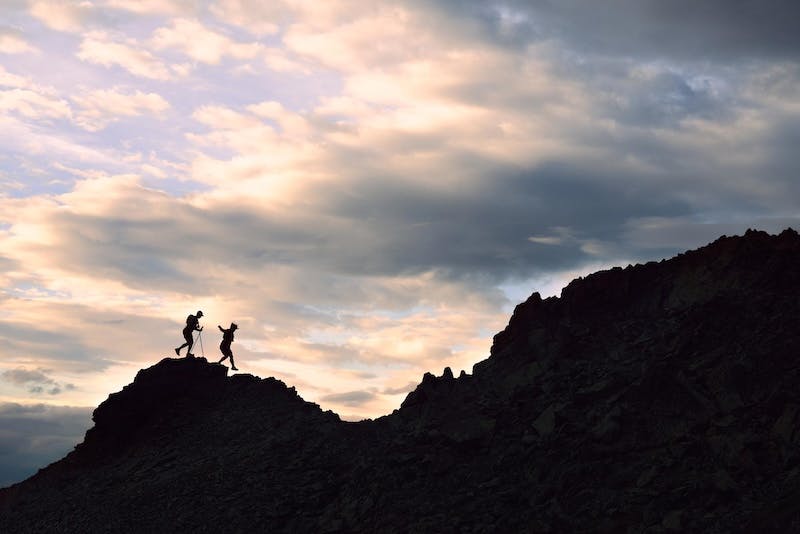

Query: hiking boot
(187, 353), (194, 358)
(231, 366), (239, 371)
(174, 348), (180, 355)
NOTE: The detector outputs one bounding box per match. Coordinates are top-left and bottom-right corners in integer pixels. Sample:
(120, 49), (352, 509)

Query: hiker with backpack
(217, 323), (239, 371)
(175, 310), (204, 357)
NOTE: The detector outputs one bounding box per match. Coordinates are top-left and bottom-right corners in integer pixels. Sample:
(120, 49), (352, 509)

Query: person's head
(196, 310), (203, 317)
(230, 323), (238, 330)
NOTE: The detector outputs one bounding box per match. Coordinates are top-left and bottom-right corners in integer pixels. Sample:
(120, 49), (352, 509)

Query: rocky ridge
(1, 228), (800, 532)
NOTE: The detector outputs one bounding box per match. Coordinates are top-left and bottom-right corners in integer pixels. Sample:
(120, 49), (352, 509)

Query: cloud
(0, 88), (71, 121)
(382, 382), (417, 395)
(0, 28), (38, 54)
(1, 367), (75, 396)
(528, 236), (563, 246)
(104, 0), (200, 16)
(150, 19), (262, 64)
(77, 32), (173, 80)
(263, 47), (310, 74)
(0, 65), (33, 89)
(284, 5), (442, 72)
(3, 368), (55, 385)
(210, 1), (368, 37)
(71, 87), (171, 131)
(0, 403), (92, 487)
(0, 116), (130, 175)
(0, 294), (192, 405)
(192, 104), (263, 130)
(0, 67), (74, 125)
(29, 0), (96, 32)
(0, 68), (71, 124)
(600, 67), (731, 127)
(209, 0), (285, 35)
(320, 390), (376, 407)
(415, 0), (800, 60)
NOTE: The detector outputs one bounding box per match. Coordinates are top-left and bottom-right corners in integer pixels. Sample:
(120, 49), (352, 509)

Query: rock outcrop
(2, 228), (800, 533)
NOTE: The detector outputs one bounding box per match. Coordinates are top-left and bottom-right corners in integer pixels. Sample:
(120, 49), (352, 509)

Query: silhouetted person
(217, 323), (238, 371)
(175, 310), (203, 357)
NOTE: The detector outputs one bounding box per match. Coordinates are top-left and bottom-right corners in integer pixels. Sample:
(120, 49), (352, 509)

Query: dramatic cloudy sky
(1, 1), (798, 485)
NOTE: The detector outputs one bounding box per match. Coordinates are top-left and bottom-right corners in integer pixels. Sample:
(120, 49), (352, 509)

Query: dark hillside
(2, 229), (800, 533)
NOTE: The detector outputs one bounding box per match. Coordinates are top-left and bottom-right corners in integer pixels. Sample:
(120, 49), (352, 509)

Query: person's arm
(218, 325), (224, 332)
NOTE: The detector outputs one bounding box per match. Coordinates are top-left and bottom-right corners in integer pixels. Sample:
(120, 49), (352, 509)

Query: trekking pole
(198, 329), (205, 358)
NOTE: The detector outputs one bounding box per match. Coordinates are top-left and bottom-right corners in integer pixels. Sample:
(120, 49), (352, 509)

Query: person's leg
(230, 353), (238, 371)
(176, 329), (192, 354)
(184, 330), (194, 357)
(217, 345), (231, 363)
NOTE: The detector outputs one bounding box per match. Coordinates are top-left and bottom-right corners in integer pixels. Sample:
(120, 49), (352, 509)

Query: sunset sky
(1, 0), (799, 485)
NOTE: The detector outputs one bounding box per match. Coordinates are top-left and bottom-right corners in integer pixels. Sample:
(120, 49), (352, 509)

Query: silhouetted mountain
(2, 228), (800, 532)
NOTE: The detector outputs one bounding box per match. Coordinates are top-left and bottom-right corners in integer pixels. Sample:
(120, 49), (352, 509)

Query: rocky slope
(2, 229), (800, 533)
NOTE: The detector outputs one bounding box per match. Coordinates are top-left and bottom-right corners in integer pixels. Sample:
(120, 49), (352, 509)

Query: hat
(197, 310), (204, 317)
(231, 323), (238, 330)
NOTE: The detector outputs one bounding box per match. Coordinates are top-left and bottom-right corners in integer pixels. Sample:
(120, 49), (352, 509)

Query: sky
(0, 0), (799, 486)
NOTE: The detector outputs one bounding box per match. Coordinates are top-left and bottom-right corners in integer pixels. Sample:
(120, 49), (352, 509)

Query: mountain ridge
(2, 228), (800, 532)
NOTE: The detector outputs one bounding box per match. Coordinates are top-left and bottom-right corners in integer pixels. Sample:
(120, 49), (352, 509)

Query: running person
(175, 310), (203, 357)
(217, 323), (239, 371)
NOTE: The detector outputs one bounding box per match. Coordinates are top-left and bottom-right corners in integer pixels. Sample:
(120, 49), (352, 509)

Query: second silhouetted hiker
(175, 310), (203, 357)
(217, 323), (239, 371)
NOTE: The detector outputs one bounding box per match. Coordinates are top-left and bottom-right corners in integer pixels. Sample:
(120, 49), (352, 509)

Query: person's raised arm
(218, 325), (224, 332)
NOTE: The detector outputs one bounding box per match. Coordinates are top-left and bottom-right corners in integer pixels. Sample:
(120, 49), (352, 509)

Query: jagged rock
(533, 405), (557, 436)
(440, 415), (495, 444)
(662, 510), (683, 531)
(2, 229), (800, 532)
(713, 469), (738, 493)
(772, 404), (799, 442)
(591, 406), (621, 443)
